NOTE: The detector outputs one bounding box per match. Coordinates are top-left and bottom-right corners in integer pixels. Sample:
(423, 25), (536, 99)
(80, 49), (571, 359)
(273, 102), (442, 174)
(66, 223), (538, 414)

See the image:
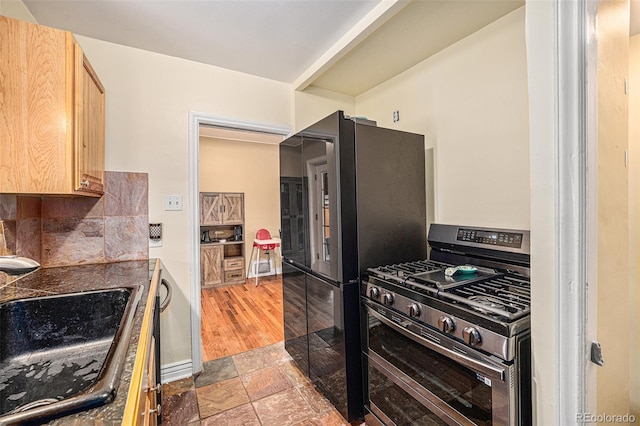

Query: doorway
(307, 157), (330, 276)
(188, 112), (290, 373)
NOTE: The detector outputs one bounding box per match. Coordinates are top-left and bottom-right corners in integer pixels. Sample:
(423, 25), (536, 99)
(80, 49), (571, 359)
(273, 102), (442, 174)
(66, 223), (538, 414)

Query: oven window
(368, 366), (448, 426)
(368, 317), (493, 425)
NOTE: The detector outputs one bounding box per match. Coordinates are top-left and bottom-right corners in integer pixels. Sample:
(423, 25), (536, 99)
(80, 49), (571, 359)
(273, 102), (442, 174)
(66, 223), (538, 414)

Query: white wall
(526, 2), (560, 425)
(74, 35), (292, 369)
(355, 7), (529, 230)
(525, 3), (558, 423)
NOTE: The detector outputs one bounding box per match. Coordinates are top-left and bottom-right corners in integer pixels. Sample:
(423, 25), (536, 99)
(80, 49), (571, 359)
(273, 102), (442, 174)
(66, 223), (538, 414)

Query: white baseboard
(161, 359), (193, 384)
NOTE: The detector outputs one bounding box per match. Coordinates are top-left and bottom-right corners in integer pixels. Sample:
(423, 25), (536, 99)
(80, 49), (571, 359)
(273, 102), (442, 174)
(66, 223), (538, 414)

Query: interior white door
(310, 162), (330, 276)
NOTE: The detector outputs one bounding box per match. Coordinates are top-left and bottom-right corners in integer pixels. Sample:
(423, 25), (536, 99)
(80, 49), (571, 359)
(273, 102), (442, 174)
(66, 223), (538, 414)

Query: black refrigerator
(279, 110), (427, 421)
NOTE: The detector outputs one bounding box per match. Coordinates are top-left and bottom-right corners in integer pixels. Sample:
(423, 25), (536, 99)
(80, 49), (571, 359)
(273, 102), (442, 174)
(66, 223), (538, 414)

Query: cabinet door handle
(148, 404), (162, 416)
(160, 279), (172, 312)
(148, 383), (162, 394)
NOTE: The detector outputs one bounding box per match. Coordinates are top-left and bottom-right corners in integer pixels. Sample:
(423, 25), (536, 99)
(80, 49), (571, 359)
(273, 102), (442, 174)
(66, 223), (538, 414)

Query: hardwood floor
(201, 274), (284, 362)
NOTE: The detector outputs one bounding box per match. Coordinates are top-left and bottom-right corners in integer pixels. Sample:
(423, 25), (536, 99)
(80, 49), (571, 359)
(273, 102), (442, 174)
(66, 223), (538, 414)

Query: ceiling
(22, 0), (640, 97)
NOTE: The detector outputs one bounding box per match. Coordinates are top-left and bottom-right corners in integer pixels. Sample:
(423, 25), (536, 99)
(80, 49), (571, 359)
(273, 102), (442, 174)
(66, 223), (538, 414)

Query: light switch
(164, 195), (183, 211)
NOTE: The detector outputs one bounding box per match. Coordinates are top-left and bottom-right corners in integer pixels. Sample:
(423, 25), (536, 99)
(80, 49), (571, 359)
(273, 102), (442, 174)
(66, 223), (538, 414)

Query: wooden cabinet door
(201, 245), (223, 287)
(200, 193), (244, 225)
(73, 41), (105, 195)
(200, 193), (223, 225)
(222, 193), (244, 224)
(0, 17), (105, 197)
(0, 17), (70, 194)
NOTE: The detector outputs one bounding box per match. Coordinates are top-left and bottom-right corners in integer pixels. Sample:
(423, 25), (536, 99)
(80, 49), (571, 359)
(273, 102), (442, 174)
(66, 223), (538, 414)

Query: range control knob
(408, 303), (421, 318)
(462, 326), (482, 347)
(438, 316), (455, 334)
(369, 287), (380, 299)
(382, 293), (394, 306)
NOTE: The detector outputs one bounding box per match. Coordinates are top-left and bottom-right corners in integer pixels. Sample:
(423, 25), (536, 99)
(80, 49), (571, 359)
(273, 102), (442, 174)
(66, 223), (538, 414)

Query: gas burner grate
(367, 259), (531, 321)
(368, 260), (448, 294)
(441, 276), (531, 320)
(467, 295), (511, 315)
(369, 260), (447, 280)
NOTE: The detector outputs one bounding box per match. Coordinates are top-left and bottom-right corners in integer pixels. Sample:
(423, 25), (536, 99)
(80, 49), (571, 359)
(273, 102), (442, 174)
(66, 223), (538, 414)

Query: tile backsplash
(0, 171), (149, 284)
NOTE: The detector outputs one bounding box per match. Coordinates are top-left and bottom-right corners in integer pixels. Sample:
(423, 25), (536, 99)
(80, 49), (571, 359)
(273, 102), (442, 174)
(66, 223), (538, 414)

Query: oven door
(364, 303), (517, 426)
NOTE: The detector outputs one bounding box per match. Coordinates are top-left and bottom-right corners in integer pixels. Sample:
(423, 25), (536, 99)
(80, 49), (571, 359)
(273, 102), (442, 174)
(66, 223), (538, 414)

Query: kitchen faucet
(0, 255), (41, 275)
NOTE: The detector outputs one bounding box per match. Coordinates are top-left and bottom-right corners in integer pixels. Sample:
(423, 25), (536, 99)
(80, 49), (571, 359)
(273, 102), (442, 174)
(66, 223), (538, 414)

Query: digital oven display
(457, 228), (523, 248)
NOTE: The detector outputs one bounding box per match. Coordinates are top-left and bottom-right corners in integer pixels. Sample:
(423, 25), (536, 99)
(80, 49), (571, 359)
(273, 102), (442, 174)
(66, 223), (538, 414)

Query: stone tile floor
(162, 342), (361, 425)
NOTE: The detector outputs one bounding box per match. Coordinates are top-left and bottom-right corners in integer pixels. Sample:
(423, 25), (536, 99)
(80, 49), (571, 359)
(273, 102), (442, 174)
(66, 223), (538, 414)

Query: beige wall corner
(628, 32), (640, 418)
(293, 87), (355, 132)
(356, 7), (529, 230)
(596, 0), (631, 418)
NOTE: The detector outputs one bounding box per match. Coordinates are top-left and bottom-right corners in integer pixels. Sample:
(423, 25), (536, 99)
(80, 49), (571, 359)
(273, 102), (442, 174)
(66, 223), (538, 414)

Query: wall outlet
(393, 110), (400, 122)
(164, 195), (183, 211)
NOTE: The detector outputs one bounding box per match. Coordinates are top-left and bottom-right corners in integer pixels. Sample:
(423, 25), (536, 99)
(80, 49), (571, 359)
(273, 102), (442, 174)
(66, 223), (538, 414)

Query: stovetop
(363, 259), (530, 360)
(366, 259), (531, 323)
(362, 224), (531, 361)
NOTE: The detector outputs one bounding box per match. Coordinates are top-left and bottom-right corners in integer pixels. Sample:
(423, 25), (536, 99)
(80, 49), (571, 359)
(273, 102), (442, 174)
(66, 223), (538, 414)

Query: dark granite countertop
(0, 259), (157, 425)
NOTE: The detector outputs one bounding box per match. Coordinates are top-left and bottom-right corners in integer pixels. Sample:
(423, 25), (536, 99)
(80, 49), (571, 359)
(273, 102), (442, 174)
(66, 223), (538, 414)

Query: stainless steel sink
(0, 286), (142, 424)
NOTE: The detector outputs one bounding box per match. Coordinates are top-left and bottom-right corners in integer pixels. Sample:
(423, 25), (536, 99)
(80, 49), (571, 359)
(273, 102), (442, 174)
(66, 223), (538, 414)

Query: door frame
(188, 111), (290, 373)
(527, 0), (597, 422)
(306, 156), (329, 275)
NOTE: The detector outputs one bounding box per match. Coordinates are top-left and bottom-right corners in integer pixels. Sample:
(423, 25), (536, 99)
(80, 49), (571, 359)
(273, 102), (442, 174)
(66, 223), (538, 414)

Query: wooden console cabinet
(200, 192), (246, 288)
(200, 193), (244, 225)
(0, 16), (105, 196)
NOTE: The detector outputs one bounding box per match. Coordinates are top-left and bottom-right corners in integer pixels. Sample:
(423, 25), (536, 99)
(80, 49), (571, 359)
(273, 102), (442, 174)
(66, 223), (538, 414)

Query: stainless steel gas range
(361, 224), (531, 426)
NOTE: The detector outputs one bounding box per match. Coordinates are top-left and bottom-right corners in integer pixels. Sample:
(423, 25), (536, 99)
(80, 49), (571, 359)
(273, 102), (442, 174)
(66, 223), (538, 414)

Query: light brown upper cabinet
(200, 193), (244, 225)
(0, 16), (105, 196)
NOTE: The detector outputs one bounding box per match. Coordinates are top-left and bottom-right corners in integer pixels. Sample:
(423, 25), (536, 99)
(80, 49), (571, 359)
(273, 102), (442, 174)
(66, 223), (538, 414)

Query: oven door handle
(368, 307), (506, 381)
